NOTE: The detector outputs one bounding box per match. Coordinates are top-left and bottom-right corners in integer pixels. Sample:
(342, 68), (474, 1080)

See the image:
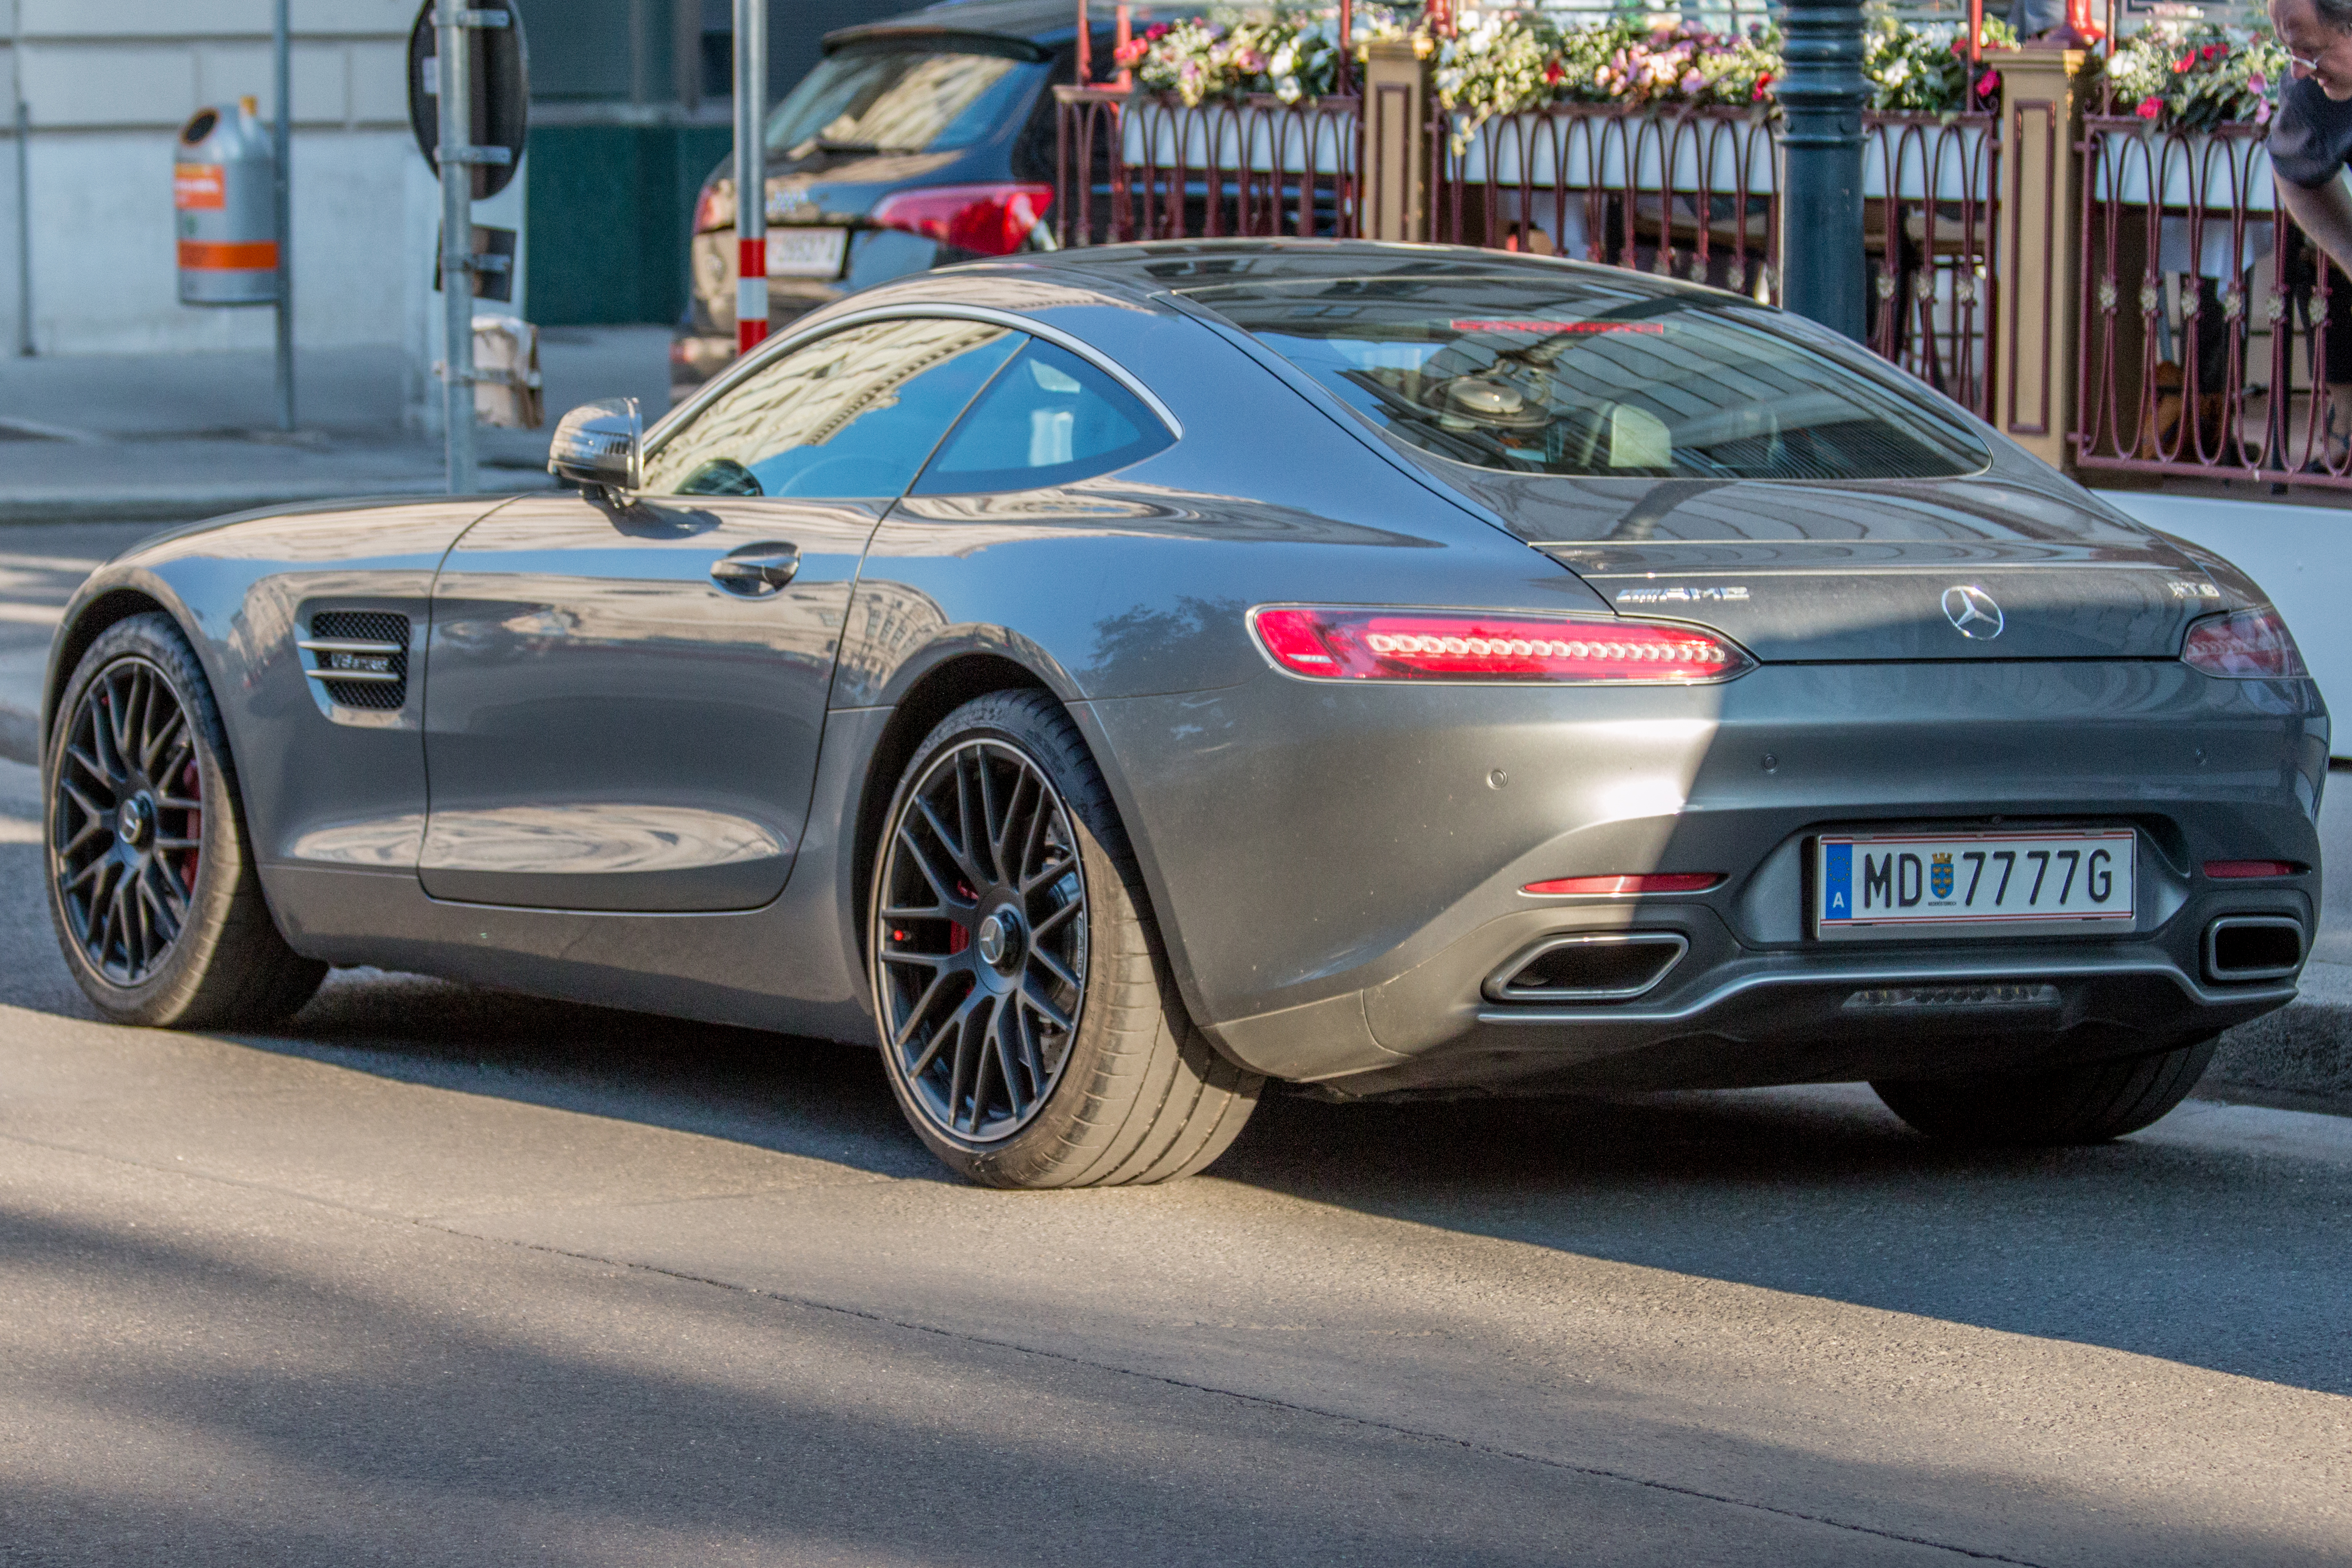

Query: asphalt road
(2, 525), (2350, 1565)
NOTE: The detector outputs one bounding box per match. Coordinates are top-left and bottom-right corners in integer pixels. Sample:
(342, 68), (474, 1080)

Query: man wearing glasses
(2269, 0), (2352, 462)
(2273, 0), (2352, 265)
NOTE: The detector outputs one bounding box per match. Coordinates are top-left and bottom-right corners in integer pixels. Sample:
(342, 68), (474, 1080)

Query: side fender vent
(1485, 932), (1688, 1004)
(303, 611), (411, 711)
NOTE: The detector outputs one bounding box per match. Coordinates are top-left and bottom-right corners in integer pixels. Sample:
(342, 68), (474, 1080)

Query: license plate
(1815, 829), (2136, 940)
(765, 227), (847, 279)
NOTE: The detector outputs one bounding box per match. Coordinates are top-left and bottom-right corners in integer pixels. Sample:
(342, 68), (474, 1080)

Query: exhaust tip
(2203, 916), (2304, 983)
(1486, 932), (1687, 1003)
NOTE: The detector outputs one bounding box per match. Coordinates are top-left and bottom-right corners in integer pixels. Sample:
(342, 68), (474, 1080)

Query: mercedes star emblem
(1942, 584), (2005, 639)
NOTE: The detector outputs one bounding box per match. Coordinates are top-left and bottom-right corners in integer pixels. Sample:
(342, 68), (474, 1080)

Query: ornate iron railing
(1054, 86), (1362, 247)
(2074, 118), (2348, 489)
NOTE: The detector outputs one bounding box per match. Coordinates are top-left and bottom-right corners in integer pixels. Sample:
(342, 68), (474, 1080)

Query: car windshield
(1184, 276), (1988, 480)
(766, 41), (1043, 158)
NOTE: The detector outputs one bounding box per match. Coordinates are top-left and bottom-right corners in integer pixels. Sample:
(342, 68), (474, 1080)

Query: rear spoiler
(819, 27), (1055, 62)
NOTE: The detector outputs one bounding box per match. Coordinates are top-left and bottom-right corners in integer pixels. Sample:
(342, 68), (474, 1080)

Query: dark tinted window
(768, 41), (1045, 158)
(916, 340), (1172, 494)
(643, 319), (1021, 501)
(1185, 277), (1987, 480)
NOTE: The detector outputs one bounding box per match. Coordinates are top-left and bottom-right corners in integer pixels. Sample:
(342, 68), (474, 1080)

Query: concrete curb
(2211, 961), (2352, 1102)
(0, 480), (434, 527)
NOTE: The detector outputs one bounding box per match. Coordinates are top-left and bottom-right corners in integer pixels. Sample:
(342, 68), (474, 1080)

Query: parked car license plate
(1815, 829), (2136, 939)
(766, 227), (847, 279)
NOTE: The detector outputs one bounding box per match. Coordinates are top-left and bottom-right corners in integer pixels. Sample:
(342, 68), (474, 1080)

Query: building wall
(0, 0), (439, 356)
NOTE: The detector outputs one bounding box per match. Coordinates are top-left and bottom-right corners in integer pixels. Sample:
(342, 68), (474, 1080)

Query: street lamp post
(1777, 0), (1869, 341)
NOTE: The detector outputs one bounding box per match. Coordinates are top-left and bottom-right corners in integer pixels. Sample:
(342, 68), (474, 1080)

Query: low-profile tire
(44, 611), (326, 1029)
(1871, 1036), (2218, 1145)
(869, 690), (1263, 1188)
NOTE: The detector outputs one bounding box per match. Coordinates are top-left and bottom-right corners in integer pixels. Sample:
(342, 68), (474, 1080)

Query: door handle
(711, 542), (800, 595)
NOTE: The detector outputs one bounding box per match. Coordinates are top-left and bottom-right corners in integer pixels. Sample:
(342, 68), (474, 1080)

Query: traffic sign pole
(436, 4), (477, 492)
(734, 0), (766, 354)
(272, 0), (294, 432)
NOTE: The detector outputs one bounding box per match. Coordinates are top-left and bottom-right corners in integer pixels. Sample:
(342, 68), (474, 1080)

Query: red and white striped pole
(733, 0), (767, 354)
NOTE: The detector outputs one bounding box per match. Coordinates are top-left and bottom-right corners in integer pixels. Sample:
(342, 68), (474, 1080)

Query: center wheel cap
(116, 795), (154, 849)
(976, 910), (1019, 969)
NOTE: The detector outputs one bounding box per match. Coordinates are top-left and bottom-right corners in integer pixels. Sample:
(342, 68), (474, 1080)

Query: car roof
(827, 0), (1190, 51)
(946, 239), (1722, 307)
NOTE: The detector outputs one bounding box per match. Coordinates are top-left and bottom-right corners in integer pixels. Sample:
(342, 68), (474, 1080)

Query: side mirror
(547, 397), (641, 495)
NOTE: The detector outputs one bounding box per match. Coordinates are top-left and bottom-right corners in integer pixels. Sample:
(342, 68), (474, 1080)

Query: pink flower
(2250, 71), (2268, 92)
(1114, 38), (1147, 66)
(1544, 61), (1563, 84)
(1974, 68), (2001, 97)
(2174, 54), (2194, 73)
(2137, 95), (2163, 119)
(1144, 21), (1168, 40)
(2258, 102), (2273, 125)
(2202, 42), (2227, 61)
(1680, 68), (1706, 93)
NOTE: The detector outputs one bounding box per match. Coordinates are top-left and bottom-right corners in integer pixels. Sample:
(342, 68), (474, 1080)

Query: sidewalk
(0, 327), (673, 523)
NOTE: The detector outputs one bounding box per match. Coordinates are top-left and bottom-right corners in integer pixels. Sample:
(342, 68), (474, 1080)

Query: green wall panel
(525, 124), (732, 326)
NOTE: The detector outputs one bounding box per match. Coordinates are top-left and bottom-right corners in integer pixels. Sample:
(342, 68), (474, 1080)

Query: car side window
(913, 339), (1172, 495)
(641, 317), (1023, 500)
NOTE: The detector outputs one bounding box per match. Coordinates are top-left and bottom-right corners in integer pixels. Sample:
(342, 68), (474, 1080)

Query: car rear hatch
(1444, 470), (2223, 662)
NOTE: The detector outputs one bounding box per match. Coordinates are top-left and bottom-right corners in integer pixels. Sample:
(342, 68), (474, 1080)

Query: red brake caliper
(177, 758), (202, 893)
(948, 882), (977, 953)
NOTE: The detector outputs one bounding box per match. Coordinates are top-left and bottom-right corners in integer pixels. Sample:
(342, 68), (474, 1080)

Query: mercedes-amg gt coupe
(40, 240), (2323, 1186)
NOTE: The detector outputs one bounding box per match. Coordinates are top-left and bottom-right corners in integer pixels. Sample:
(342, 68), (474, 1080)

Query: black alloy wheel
(868, 691), (1262, 1187)
(53, 654), (205, 984)
(875, 735), (1090, 1143)
(44, 612), (326, 1028)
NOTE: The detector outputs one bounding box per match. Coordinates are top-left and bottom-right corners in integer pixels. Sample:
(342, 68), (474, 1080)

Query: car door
(420, 314), (1024, 911)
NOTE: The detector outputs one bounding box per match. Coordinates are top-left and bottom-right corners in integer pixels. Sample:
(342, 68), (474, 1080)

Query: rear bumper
(1076, 658), (2327, 1093)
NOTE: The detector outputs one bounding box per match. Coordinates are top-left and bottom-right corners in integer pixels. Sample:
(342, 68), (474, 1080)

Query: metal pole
(437, 3), (477, 492)
(1777, 0), (1869, 341)
(11, 0), (30, 357)
(272, 0), (293, 430)
(733, 0), (766, 353)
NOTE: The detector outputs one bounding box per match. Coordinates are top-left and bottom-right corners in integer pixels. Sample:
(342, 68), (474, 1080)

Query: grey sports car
(41, 240), (2324, 1187)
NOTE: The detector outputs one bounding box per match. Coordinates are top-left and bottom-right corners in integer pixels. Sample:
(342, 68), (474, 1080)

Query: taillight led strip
(1250, 605), (1753, 684)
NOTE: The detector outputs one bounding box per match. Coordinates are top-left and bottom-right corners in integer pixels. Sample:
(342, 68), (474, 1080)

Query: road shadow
(1214, 1085), (2352, 1398)
(1, 1193), (2336, 1568)
(2, 827), (2344, 1398)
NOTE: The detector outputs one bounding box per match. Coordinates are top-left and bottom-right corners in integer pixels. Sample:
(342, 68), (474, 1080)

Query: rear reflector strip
(1251, 605), (1753, 683)
(2204, 860), (2302, 879)
(1521, 873), (1723, 896)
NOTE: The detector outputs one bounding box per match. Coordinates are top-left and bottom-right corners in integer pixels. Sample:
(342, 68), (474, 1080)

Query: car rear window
(1183, 277), (1988, 481)
(768, 40), (1046, 158)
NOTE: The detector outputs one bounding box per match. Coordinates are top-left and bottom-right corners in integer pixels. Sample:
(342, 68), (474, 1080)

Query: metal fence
(2074, 118), (2349, 489)
(1054, 86), (1363, 246)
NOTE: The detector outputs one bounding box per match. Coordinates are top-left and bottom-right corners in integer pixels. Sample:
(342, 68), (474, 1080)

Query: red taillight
(694, 179), (734, 235)
(1522, 874), (1724, 896)
(871, 183), (1052, 256)
(2183, 608), (2307, 678)
(1249, 606), (1752, 683)
(2204, 860), (2302, 879)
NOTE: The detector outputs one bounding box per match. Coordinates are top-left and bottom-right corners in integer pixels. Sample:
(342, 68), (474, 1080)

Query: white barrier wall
(2099, 489), (2352, 760)
(0, 1), (426, 355)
